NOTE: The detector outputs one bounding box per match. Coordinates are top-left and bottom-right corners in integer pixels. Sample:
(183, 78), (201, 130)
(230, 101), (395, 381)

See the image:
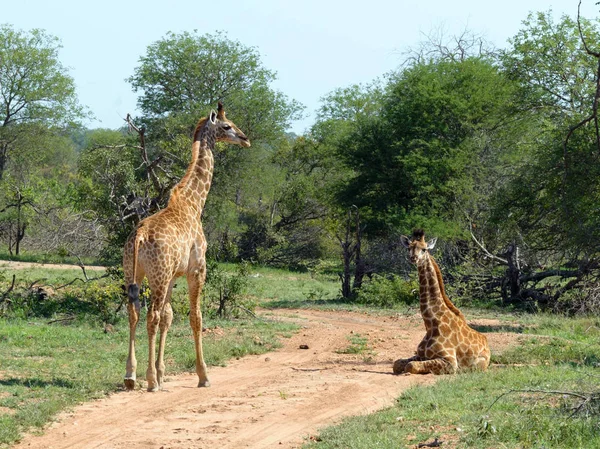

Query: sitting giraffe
(123, 103), (250, 391)
(393, 229), (490, 375)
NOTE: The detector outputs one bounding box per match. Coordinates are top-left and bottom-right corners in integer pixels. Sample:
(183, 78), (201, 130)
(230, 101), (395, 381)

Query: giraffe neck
(417, 255), (463, 329)
(170, 121), (215, 211)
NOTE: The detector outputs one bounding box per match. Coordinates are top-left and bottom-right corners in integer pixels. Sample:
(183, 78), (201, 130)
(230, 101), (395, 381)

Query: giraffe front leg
(124, 298), (141, 390)
(187, 268), (210, 388)
(393, 355), (420, 374)
(405, 356), (458, 375)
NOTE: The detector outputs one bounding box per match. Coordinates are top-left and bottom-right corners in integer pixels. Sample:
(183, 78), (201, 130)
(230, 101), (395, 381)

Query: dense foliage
(2, 12), (600, 312)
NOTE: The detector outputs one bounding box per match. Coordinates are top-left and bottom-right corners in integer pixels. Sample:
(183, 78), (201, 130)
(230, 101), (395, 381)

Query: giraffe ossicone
(393, 229), (491, 375)
(122, 103), (250, 391)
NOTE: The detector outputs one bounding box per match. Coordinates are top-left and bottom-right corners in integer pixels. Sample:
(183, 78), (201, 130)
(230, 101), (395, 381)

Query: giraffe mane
(193, 116), (210, 141)
(429, 256), (466, 320)
(170, 115), (212, 203)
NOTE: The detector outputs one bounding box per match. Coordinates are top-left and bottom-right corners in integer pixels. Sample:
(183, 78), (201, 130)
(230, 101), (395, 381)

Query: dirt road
(14, 308), (515, 449)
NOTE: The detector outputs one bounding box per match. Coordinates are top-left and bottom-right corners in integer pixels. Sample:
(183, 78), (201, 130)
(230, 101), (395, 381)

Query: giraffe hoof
(147, 385), (160, 392)
(197, 379), (211, 388)
(124, 378), (136, 390)
(392, 359), (407, 375)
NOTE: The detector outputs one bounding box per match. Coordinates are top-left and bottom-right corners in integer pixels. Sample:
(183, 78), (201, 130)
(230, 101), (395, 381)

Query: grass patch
(0, 316), (297, 446)
(244, 264), (340, 307)
(0, 250), (100, 266)
(305, 314), (600, 449)
(337, 333), (371, 355)
(307, 366), (600, 449)
(494, 315), (600, 367)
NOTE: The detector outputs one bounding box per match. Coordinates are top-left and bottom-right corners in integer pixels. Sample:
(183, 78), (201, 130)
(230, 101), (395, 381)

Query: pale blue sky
(2, 0), (590, 133)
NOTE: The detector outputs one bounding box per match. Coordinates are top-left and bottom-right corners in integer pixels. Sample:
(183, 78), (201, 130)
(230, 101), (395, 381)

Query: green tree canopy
(333, 57), (522, 237)
(128, 30), (303, 144)
(490, 11), (600, 255)
(0, 25), (86, 178)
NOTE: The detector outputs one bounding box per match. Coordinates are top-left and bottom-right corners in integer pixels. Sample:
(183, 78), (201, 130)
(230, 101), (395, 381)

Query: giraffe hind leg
(146, 284), (168, 392)
(124, 272), (144, 390)
(124, 297), (140, 390)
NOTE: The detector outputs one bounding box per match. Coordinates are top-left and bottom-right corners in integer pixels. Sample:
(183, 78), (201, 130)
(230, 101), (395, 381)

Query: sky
(2, 0), (593, 134)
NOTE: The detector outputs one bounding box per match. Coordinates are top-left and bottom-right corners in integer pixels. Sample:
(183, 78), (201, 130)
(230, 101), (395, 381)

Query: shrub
(355, 274), (419, 308)
(202, 261), (256, 318)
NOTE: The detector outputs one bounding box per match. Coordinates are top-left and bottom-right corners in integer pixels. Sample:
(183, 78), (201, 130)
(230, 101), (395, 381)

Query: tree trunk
(0, 142), (8, 182)
(501, 243), (521, 304)
(217, 287), (226, 317)
(352, 209), (366, 291)
(340, 241), (352, 299)
(337, 207), (364, 299)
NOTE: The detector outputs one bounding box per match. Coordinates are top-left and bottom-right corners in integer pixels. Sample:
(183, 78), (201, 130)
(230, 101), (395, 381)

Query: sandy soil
(14, 308), (518, 449)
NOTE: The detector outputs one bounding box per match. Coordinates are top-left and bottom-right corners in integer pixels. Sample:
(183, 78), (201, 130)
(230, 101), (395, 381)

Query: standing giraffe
(123, 103), (250, 391)
(393, 229), (490, 375)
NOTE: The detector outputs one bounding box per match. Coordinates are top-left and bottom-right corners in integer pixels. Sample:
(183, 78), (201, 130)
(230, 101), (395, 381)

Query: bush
(202, 261), (257, 318)
(355, 274), (419, 308)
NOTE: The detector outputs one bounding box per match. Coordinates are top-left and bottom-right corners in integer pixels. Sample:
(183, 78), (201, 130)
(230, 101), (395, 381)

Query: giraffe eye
(421, 249), (426, 253)
(222, 125), (232, 131)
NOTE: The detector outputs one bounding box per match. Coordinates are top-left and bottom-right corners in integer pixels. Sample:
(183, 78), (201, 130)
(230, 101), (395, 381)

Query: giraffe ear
(426, 237), (438, 250)
(400, 235), (411, 248)
(209, 110), (217, 124)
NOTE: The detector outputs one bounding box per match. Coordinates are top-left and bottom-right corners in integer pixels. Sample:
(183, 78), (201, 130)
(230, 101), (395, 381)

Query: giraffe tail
(127, 231), (143, 311)
(128, 284), (140, 306)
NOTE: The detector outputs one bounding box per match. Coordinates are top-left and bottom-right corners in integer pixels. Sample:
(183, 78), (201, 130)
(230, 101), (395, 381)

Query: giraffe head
(207, 102), (251, 148)
(400, 229), (437, 266)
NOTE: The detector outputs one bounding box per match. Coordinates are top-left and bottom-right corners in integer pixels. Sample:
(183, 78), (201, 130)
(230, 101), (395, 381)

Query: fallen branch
(0, 274), (16, 304)
(55, 278), (86, 290)
(48, 315), (76, 324)
(231, 304), (261, 320)
(487, 388), (598, 416)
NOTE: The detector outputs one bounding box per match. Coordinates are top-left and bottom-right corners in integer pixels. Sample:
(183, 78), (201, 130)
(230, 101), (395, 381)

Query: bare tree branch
(125, 113), (165, 197)
(470, 228), (508, 264)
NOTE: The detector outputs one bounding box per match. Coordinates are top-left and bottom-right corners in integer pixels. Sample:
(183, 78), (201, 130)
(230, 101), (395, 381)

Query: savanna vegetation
(2, 5), (600, 448)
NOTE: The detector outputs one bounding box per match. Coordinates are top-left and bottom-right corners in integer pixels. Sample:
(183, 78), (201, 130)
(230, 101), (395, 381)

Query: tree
(454, 10), (600, 311)
(0, 25), (85, 179)
(235, 135), (337, 267)
(0, 127), (81, 256)
(333, 57), (522, 239)
(128, 30), (302, 144)
(76, 128), (141, 261)
(80, 31), (304, 262)
(491, 11), (600, 255)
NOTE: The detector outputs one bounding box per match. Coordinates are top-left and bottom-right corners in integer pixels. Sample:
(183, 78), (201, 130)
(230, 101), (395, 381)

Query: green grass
(0, 264), (106, 287)
(337, 333), (371, 355)
(242, 264), (340, 306)
(0, 316), (297, 446)
(0, 250), (100, 266)
(305, 314), (600, 449)
(4, 261), (600, 449)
